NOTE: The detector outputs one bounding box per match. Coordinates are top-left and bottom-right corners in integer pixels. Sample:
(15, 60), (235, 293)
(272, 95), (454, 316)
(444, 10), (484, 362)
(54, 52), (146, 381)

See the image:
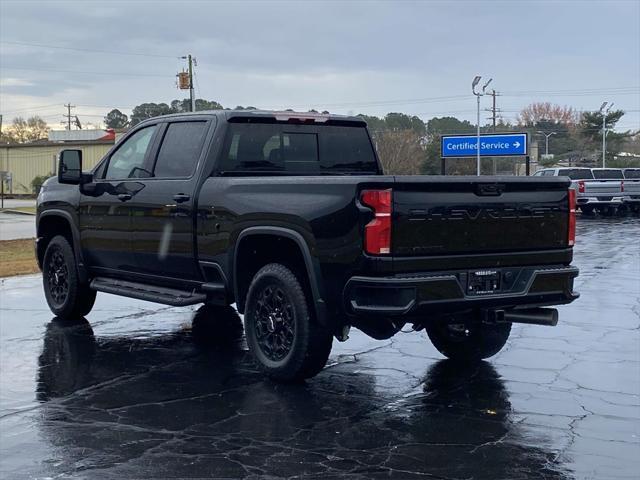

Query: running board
(90, 277), (207, 306)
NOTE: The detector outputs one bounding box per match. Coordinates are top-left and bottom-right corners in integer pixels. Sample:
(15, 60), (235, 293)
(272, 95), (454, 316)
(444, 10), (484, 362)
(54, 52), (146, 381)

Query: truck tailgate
(624, 179), (640, 196)
(392, 176), (570, 257)
(584, 180), (622, 195)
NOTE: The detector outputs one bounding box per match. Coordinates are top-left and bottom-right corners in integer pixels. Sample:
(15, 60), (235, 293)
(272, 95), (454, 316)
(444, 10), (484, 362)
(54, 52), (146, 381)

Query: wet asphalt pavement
(1, 218), (639, 479)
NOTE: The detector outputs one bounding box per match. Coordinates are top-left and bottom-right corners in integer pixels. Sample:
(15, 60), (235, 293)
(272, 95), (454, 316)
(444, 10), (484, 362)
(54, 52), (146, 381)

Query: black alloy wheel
(42, 235), (96, 318)
(47, 245), (70, 307)
(244, 263), (333, 382)
(254, 285), (296, 362)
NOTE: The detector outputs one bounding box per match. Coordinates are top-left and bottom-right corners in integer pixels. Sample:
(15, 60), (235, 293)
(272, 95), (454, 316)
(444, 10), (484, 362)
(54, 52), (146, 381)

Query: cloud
(0, 77), (35, 87)
(0, 0), (638, 130)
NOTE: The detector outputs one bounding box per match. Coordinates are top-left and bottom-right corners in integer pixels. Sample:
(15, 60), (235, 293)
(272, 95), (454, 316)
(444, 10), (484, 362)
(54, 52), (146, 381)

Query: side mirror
(58, 150), (82, 185)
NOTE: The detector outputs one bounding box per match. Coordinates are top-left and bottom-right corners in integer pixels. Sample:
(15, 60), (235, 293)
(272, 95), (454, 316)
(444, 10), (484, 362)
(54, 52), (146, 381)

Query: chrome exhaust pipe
(493, 308), (559, 326)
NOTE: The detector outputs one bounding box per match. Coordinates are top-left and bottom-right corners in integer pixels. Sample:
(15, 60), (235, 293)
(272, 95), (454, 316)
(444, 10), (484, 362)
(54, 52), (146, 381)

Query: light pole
(472, 76), (492, 175)
(537, 131), (557, 155)
(600, 102), (614, 168)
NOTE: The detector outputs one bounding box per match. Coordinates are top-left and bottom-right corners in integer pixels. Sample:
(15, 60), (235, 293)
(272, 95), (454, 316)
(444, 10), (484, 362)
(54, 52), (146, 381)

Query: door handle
(173, 193), (190, 203)
(117, 193), (132, 202)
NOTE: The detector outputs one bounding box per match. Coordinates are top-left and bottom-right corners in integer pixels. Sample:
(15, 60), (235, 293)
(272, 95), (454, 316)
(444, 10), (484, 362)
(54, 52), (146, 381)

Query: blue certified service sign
(441, 133), (528, 157)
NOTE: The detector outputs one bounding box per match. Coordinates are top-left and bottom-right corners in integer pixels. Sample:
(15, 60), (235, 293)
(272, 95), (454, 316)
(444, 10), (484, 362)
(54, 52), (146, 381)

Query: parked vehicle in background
(36, 110), (579, 381)
(587, 168), (625, 215)
(533, 167), (624, 215)
(533, 167), (624, 216)
(621, 168), (640, 213)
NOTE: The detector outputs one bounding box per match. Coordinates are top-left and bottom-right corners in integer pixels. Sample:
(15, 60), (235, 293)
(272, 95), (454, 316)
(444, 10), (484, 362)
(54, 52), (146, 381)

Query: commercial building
(0, 139), (115, 195)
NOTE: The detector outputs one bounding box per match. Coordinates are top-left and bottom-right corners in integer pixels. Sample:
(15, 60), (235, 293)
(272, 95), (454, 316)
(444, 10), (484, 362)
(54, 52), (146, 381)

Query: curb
(0, 209), (36, 216)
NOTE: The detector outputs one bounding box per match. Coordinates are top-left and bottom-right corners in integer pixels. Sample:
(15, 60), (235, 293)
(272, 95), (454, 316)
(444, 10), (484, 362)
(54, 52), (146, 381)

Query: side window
(105, 126), (157, 180)
(153, 121), (208, 178)
(533, 170), (543, 176)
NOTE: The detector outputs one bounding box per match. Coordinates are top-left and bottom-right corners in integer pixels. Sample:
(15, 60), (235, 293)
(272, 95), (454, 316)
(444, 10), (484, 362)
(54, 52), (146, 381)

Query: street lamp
(600, 102), (614, 168)
(537, 131), (557, 155)
(472, 76), (491, 175)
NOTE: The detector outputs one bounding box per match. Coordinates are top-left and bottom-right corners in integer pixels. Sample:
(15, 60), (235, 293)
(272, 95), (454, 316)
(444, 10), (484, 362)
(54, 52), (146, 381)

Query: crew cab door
(79, 123), (160, 272)
(128, 118), (212, 281)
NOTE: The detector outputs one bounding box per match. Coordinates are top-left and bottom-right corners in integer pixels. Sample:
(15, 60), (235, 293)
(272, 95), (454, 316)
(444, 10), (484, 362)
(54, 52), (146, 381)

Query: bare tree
(9, 117), (29, 143)
(375, 130), (424, 175)
(517, 103), (579, 126)
(27, 116), (50, 140)
(4, 116), (50, 143)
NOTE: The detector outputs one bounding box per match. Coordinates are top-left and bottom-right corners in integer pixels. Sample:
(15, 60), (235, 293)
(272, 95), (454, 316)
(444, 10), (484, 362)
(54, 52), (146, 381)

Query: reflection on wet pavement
(1, 218), (639, 479)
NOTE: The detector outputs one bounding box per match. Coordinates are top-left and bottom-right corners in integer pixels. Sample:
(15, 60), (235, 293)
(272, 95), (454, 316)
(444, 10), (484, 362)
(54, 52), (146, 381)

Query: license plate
(468, 270), (501, 295)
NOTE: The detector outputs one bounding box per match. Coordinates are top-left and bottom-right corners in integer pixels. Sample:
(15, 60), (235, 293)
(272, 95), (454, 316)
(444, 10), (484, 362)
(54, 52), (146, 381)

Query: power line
(0, 103), (62, 115)
(76, 103), (136, 109)
(2, 66), (170, 78)
(0, 40), (179, 59)
(502, 86), (639, 95)
(503, 90), (639, 98)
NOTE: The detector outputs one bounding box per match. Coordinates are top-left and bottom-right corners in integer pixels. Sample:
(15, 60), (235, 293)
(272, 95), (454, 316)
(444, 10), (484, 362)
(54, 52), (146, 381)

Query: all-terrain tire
(244, 263), (332, 382)
(426, 319), (511, 362)
(43, 235), (96, 318)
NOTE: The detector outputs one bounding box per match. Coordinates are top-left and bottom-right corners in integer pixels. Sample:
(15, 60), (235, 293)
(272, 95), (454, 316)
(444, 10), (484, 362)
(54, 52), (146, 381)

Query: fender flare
(38, 209), (87, 282)
(233, 226), (328, 326)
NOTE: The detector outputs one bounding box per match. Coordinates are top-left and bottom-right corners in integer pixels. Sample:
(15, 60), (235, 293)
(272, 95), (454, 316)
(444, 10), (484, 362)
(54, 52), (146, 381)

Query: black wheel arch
(37, 210), (87, 282)
(232, 226), (328, 327)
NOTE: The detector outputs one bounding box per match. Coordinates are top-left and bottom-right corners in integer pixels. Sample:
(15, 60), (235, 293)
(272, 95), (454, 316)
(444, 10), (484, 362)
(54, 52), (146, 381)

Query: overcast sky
(1, 0), (639, 131)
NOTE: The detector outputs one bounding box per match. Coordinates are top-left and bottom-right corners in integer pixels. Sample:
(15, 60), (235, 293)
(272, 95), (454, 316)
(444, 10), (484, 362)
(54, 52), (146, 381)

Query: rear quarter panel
(196, 175), (391, 314)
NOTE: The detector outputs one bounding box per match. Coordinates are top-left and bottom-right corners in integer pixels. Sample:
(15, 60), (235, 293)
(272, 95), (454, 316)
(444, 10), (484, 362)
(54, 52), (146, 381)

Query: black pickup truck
(37, 110), (579, 381)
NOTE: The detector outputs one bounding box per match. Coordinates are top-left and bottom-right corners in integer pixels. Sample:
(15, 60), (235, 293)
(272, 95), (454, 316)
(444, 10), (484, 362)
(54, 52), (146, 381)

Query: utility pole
(188, 54), (195, 112)
(485, 89), (501, 132)
(472, 76), (492, 176)
(484, 89), (501, 174)
(179, 55), (197, 112)
(63, 103), (75, 130)
(600, 102), (614, 168)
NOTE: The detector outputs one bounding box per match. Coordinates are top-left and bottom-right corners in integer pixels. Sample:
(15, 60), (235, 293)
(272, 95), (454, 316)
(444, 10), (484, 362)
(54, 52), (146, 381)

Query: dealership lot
(0, 217), (638, 479)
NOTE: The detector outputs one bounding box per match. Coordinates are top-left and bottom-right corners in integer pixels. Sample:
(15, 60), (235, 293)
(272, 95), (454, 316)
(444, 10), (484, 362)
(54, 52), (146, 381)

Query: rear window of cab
(217, 123), (378, 175)
(592, 169), (623, 179)
(558, 169), (594, 180)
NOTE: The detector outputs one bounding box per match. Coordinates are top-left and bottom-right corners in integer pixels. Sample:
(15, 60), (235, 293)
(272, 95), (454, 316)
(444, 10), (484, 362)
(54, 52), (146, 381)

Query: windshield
(592, 169), (624, 179)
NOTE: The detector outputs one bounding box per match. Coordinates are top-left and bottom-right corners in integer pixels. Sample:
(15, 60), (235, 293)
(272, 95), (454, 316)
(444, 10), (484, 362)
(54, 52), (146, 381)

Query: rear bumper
(576, 196), (623, 206)
(344, 265), (579, 317)
(622, 195), (640, 204)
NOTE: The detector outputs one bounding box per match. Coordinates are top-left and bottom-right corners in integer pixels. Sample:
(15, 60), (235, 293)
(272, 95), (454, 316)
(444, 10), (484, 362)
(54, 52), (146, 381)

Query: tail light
(578, 181), (585, 193)
(621, 181), (624, 193)
(568, 188), (576, 247)
(361, 189), (392, 255)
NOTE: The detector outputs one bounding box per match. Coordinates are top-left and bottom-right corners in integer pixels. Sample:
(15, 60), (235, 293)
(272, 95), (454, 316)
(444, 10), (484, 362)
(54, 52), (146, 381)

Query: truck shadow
(35, 308), (571, 478)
